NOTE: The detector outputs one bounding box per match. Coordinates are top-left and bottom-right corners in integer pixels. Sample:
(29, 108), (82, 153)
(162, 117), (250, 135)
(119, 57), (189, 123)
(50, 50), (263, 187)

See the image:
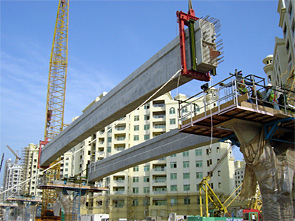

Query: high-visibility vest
(238, 79), (248, 94)
(269, 89), (277, 103)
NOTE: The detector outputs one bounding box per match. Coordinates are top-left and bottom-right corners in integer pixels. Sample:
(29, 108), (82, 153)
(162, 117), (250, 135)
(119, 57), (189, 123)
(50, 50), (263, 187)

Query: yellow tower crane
(38, 0), (69, 219)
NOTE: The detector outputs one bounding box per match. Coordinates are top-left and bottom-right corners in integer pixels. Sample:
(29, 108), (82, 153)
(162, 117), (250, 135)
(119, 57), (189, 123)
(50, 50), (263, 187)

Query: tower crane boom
(6, 145), (21, 164)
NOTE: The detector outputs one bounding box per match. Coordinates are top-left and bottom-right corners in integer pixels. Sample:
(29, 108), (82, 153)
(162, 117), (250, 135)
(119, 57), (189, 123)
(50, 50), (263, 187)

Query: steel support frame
(264, 117), (295, 144)
(176, 9), (210, 81)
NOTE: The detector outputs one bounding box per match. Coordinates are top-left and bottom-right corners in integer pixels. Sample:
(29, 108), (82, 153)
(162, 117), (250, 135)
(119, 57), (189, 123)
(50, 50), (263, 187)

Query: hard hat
(267, 83), (272, 87)
(237, 71), (242, 76)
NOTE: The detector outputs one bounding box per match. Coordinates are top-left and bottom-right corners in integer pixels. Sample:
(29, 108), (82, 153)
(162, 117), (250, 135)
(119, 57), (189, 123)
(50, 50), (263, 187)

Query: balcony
(115, 124), (126, 133)
(153, 178), (167, 184)
(113, 191), (125, 195)
(153, 103), (165, 111)
(152, 114), (166, 122)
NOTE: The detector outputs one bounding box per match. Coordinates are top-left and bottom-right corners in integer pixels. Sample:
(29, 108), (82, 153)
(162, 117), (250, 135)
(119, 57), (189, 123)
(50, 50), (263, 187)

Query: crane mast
(39, 0), (69, 219)
(45, 0), (69, 141)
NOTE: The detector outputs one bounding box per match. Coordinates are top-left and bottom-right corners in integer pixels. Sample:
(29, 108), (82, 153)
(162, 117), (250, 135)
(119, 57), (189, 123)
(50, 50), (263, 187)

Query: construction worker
(220, 70), (253, 102)
(236, 71), (249, 95)
(250, 85), (263, 105)
(234, 71), (253, 103)
(263, 83), (279, 110)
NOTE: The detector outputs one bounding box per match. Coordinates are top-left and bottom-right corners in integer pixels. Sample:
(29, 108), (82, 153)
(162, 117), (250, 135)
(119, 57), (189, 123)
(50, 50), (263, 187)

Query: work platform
(178, 74), (295, 145)
(38, 182), (108, 192)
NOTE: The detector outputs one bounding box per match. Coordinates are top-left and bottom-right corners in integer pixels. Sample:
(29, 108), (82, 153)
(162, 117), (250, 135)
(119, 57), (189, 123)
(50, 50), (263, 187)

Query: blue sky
(0, 0), (282, 184)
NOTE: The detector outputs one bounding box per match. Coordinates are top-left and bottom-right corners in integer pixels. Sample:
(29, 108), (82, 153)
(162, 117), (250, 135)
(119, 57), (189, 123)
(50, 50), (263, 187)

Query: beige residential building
(22, 143), (43, 199)
(68, 92), (237, 220)
(234, 160), (245, 196)
(263, 0), (294, 89)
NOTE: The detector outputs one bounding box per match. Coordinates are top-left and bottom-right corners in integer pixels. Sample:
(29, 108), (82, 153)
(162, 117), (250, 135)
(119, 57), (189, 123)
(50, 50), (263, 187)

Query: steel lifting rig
(177, 0), (210, 81)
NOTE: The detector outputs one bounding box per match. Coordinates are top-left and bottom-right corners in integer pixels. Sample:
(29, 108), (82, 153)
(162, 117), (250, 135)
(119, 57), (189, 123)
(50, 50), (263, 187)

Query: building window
(218, 171), (221, 176)
(195, 149), (202, 156)
(196, 172), (203, 179)
(144, 187), (150, 194)
(206, 148), (211, 155)
(170, 119), (176, 125)
(144, 176), (150, 182)
(184, 185), (190, 191)
(133, 187), (139, 194)
(144, 103), (150, 109)
(196, 160), (203, 167)
(183, 161), (189, 168)
(170, 198), (177, 205)
(134, 125), (139, 131)
(170, 173), (177, 180)
(144, 124), (150, 130)
(184, 196), (190, 204)
(134, 115), (139, 121)
(134, 135), (139, 141)
(183, 173), (190, 179)
(170, 185), (177, 191)
(154, 200), (167, 206)
(132, 199), (139, 206)
(144, 115), (150, 120)
(133, 166), (139, 172)
(216, 146), (220, 153)
(107, 137), (112, 143)
(183, 151), (189, 157)
(144, 135), (150, 140)
(194, 104), (200, 113)
(182, 106), (188, 113)
(133, 177), (139, 182)
(169, 107), (175, 114)
(114, 200), (124, 208)
(143, 198), (150, 205)
(170, 154), (176, 157)
(144, 165), (150, 171)
(170, 162), (177, 168)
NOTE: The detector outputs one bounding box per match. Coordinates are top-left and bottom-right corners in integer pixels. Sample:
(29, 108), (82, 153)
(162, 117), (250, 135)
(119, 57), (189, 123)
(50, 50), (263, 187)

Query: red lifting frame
(38, 138), (48, 169)
(176, 9), (210, 82)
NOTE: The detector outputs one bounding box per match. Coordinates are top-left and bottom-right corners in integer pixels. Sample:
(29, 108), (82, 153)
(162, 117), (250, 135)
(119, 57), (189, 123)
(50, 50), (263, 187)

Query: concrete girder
(40, 35), (191, 167)
(88, 129), (218, 182)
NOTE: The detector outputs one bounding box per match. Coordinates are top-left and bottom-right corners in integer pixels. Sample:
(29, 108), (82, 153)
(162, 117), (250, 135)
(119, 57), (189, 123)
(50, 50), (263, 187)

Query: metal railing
(178, 74), (295, 127)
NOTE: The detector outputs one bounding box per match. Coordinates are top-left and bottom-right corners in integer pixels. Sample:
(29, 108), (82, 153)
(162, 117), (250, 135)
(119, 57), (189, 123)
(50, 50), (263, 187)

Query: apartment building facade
(2, 159), (23, 200)
(22, 143), (43, 199)
(67, 92), (236, 220)
(263, 0), (294, 88)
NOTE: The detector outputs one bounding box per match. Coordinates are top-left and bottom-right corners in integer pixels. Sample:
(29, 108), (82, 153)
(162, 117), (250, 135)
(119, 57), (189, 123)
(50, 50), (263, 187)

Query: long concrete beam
(88, 129), (218, 182)
(40, 19), (217, 167)
(40, 33), (190, 166)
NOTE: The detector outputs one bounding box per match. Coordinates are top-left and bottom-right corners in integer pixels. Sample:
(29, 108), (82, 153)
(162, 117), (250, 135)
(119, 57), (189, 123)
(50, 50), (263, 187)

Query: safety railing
(178, 74), (295, 127)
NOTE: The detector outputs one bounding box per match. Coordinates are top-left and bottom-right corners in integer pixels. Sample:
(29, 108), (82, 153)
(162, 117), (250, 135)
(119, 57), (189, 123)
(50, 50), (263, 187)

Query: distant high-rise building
(234, 160), (245, 196)
(2, 159), (23, 200)
(22, 143), (43, 199)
